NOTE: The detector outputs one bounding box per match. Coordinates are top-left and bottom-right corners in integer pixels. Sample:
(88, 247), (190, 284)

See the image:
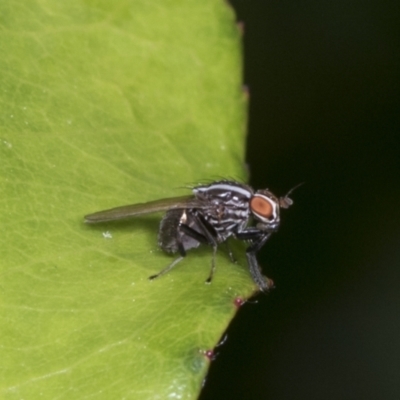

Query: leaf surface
(0, 1), (255, 399)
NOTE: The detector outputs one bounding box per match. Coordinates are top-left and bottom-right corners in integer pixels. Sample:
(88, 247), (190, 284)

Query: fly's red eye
(250, 196), (273, 218)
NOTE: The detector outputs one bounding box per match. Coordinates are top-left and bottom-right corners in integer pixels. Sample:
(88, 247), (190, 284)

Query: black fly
(84, 180), (295, 291)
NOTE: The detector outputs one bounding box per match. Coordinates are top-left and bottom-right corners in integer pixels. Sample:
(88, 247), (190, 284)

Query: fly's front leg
(235, 226), (277, 242)
(245, 232), (272, 253)
(236, 228), (275, 291)
(246, 248), (275, 292)
(246, 251), (272, 291)
(246, 233), (273, 291)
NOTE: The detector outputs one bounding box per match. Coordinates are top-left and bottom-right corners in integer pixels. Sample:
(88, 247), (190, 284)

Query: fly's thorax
(195, 199), (250, 238)
(193, 181), (253, 238)
(193, 180), (253, 201)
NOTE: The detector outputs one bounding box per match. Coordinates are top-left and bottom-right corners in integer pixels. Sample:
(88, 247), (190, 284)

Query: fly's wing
(84, 195), (202, 223)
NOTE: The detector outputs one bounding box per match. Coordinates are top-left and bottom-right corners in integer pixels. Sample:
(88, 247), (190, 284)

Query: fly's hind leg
(151, 210), (219, 284)
(149, 241), (186, 280)
(150, 209), (189, 281)
(150, 209), (206, 281)
(148, 255), (185, 280)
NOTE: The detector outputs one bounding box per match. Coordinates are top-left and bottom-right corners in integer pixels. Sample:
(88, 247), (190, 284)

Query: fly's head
(249, 189), (294, 231)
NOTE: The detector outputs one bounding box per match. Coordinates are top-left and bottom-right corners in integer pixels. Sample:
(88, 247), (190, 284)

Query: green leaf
(0, 1), (256, 399)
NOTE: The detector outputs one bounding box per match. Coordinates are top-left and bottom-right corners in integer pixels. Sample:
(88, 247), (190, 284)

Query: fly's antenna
(280, 182), (304, 208)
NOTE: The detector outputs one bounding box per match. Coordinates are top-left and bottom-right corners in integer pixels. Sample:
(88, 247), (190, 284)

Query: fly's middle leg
(182, 213), (219, 284)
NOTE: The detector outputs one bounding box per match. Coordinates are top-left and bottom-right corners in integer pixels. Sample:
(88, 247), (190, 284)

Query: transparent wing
(84, 195), (203, 223)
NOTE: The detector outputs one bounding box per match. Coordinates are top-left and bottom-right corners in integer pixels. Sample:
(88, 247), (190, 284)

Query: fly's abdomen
(158, 209), (201, 254)
(158, 209), (183, 253)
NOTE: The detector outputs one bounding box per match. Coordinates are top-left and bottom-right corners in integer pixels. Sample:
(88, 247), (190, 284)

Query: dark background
(201, 1), (400, 399)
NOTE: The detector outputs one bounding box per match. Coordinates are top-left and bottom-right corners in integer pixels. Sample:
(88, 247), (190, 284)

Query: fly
(84, 180), (296, 291)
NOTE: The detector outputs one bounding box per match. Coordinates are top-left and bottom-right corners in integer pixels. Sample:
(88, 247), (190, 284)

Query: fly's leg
(180, 215), (219, 284)
(149, 241), (187, 280)
(194, 214), (218, 284)
(205, 246), (218, 283)
(179, 224), (211, 245)
(235, 226), (276, 241)
(150, 213), (218, 282)
(245, 251), (274, 291)
(148, 256), (185, 280)
(224, 241), (237, 264)
(152, 209), (206, 281)
(245, 233), (274, 291)
(235, 229), (276, 291)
